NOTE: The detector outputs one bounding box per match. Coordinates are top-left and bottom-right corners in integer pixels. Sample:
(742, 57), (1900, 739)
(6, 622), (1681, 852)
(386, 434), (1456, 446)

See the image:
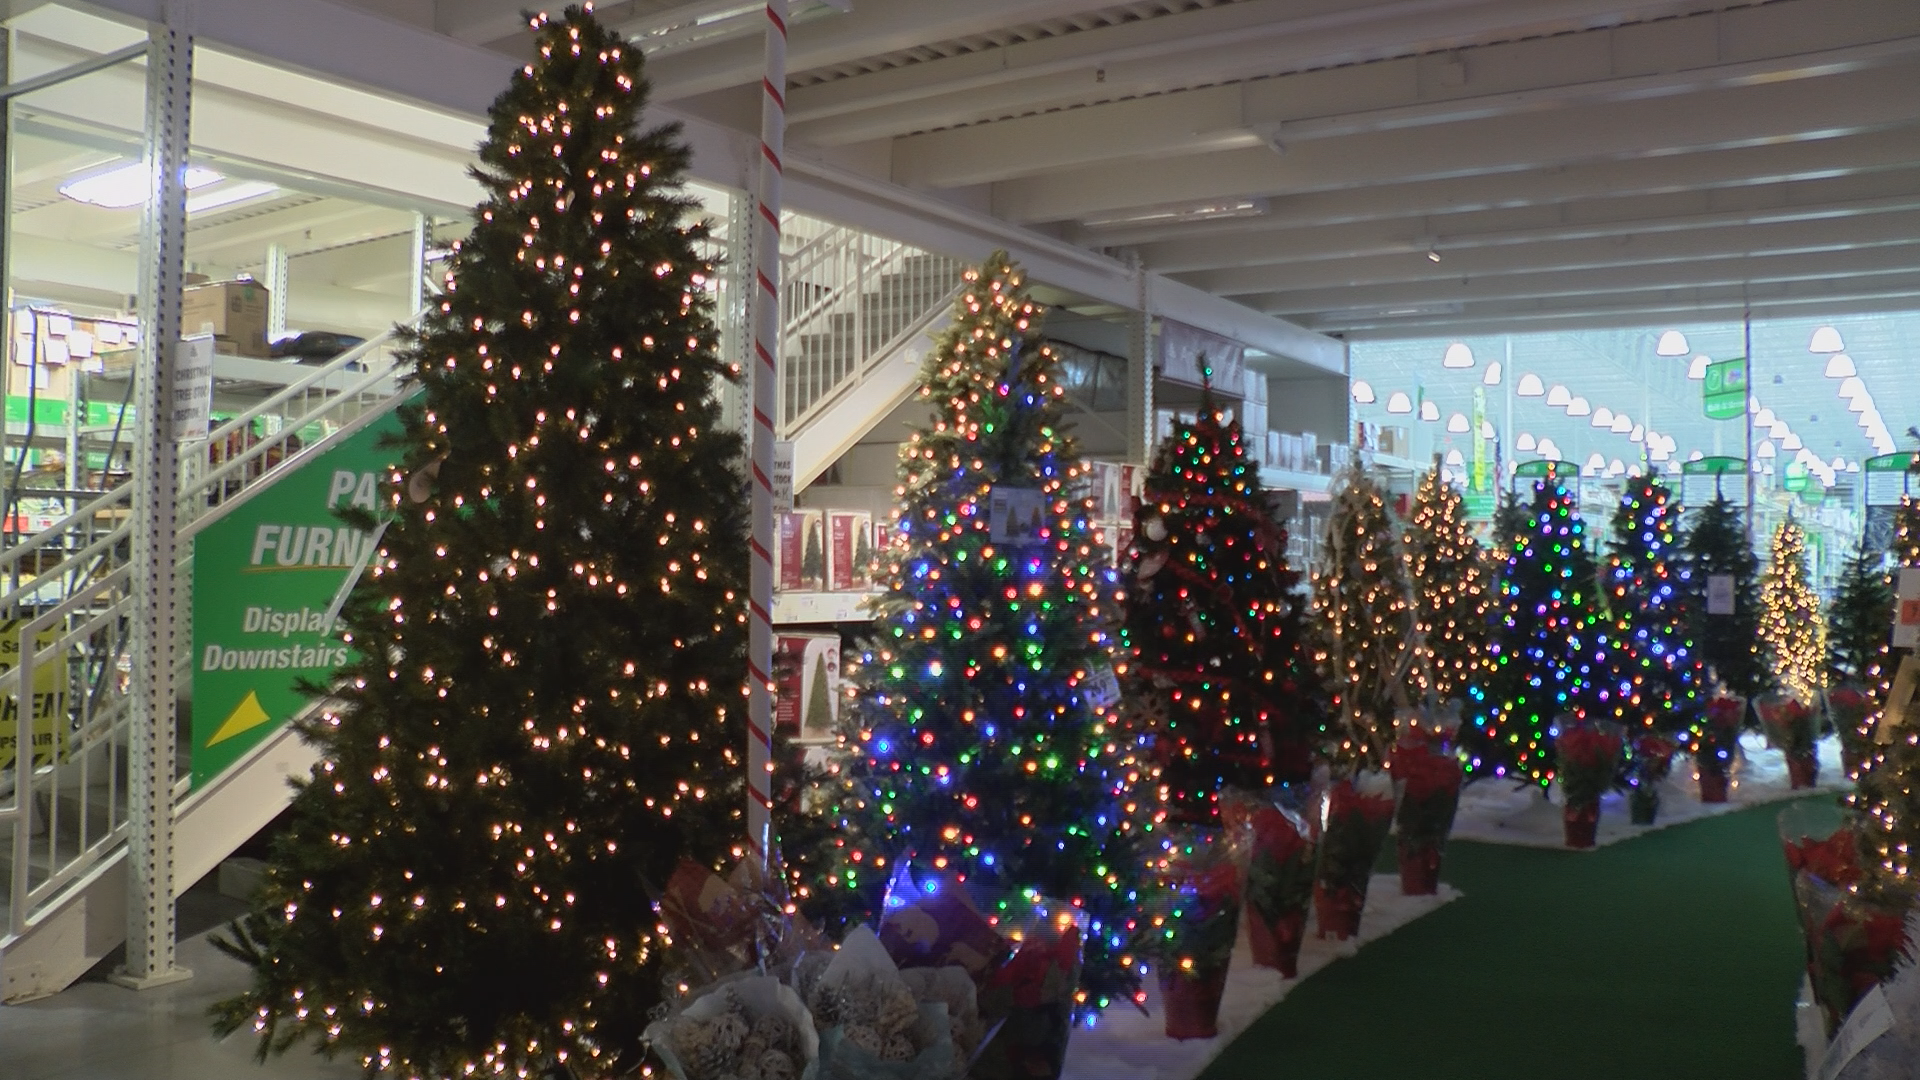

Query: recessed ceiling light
(60, 161), (222, 208)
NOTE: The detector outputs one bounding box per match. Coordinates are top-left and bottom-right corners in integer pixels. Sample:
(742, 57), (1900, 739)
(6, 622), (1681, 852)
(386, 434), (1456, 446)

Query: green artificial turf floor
(1198, 799), (1816, 1080)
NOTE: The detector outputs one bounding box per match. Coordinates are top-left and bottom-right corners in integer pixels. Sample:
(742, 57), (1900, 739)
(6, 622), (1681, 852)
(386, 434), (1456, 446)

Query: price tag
(988, 486), (1048, 546)
(1083, 665), (1121, 709)
(1892, 568), (1920, 648)
(1879, 653), (1920, 744)
(1818, 983), (1892, 1080)
(1706, 574), (1735, 616)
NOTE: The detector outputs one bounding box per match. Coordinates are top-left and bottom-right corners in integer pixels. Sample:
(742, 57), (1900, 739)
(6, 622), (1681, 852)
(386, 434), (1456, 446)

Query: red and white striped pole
(745, 0), (788, 863)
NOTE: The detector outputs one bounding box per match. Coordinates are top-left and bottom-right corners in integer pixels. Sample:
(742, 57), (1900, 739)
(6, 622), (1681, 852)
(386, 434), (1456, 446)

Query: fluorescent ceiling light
(1482, 361), (1502, 386)
(1079, 197), (1270, 229)
(1386, 392), (1413, 414)
(1688, 355), (1711, 380)
(1824, 353), (1856, 378)
(1655, 329), (1689, 356)
(1546, 384), (1571, 407)
(1630, 425), (1645, 443)
(1516, 373), (1544, 397)
(1442, 342), (1475, 368)
(1516, 432), (1536, 451)
(1445, 448), (1465, 466)
(1808, 326), (1844, 353)
(1447, 411), (1469, 433)
(1420, 400), (1440, 422)
(1351, 380), (1376, 404)
(61, 161), (221, 209)
(1567, 397), (1591, 417)
(186, 180), (278, 215)
(1610, 415), (1632, 434)
(1755, 408), (1776, 427)
(1757, 440), (1776, 458)
(1591, 407), (1614, 428)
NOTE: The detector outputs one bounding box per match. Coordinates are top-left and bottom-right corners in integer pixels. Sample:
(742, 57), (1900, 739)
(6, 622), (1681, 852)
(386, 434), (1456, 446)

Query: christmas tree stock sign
(190, 415), (402, 786)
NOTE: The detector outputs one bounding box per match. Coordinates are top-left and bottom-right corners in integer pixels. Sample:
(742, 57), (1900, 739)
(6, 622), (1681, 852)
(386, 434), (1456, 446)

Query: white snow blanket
(1450, 732), (1850, 850)
(1059, 875), (1460, 1080)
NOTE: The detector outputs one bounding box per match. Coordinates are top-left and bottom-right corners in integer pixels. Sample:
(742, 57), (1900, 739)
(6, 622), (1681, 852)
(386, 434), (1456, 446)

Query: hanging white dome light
(1420, 400), (1440, 421)
(1516, 373), (1545, 397)
(1629, 425), (1645, 443)
(1386, 391), (1413, 413)
(1688, 355), (1711, 380)
(1591, 407), (1615, 428)
(1823, 353), (1856, 378)
(1610, 414), (1632, 434)
(1516, 432), (1537, 451)
(1445, 448), (1465, 466)
(1447, 412), (1470, 433)
(1756, 440), (1777, 458)
(1755, 407), (1776, 426)
(1808, 326), (1844, 353)
(1546, 384), (1571, 407)
(1782, 433), (1802, 451)
(1655, 329), (1690, 356)
(1443, 342), (1475, 368)
(1567, 397), (1591, 416)
(1483, 361), (1502, 386)
(1351, 380), (1376, 404)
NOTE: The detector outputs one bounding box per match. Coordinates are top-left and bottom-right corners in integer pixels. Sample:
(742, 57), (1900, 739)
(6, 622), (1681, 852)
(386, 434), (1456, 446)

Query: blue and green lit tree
(823, 252), (1149, 1018)
(1599, 476), (1708, 743)
(1468, 477), (1610, 787)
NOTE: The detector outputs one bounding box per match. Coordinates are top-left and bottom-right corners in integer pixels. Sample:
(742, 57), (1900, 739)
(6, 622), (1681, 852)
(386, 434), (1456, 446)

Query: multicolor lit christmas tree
(1760, 518), (1828, 701)
(825, 252), (1147, 1018)
(1682, 493), (1772, 700)
(1120, 386), (1311, 824)
(210, 11), (745, 1074)
(1598, 476), (1707, 740)
(1827, 537), (1893, 687)
(1469, 478), (1610, 787)
(1402, 465), (1493, 704)
(1314, 471), (1421, 768)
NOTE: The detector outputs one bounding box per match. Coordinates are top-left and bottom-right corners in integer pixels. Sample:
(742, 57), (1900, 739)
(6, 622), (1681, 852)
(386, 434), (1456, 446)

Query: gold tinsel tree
(1759, 518), (1827, 701)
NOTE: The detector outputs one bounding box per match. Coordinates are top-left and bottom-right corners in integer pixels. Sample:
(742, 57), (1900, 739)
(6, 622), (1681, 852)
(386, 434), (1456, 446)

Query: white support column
(264, 242), (288, 339)
(112, 0), (194, 992)
(745, 0), (788, 861)
(1125, 258), (1154, 466)
(718, 191), (755, 444)
(407, 211), (427, 317)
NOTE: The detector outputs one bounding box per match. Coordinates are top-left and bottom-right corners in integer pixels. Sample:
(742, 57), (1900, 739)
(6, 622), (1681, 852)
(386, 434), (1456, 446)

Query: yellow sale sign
(0, 620), (69, 770)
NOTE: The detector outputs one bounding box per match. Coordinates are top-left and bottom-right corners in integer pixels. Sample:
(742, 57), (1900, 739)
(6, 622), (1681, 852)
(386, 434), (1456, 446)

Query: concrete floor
(0, 880), (361, 1080)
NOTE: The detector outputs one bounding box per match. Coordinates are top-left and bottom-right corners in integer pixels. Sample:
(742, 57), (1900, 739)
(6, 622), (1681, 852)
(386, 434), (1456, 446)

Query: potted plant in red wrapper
(1554, 719), (1622, 849)
(1627, 734), (1676, 826)
(1696, 695), (1744, 803)
(1827, 683), (1876, 778)
(1225, 789), (1316, 976)
(1147, 832), (1245, 1039)
(1391, 733), (1462, 895)
(1312, 772), (1395, 940)
(970, 908), (1083, 1079)
(1758, 694), (1820, 788)
(1776, 802), (1914, 1036)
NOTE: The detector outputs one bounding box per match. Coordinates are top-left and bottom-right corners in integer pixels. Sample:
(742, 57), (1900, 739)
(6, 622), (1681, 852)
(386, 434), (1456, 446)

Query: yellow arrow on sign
(207, 690), (272, 747)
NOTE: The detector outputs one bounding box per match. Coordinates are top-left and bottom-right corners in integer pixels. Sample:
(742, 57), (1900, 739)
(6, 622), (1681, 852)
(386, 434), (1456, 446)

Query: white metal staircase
(0, 220), (962, 1003)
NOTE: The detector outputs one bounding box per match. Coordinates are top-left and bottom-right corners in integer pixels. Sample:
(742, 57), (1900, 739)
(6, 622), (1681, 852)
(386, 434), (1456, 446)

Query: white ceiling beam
(640, 0), (1129, 101)
(1136, 179), (1920, 273)
(787, 0), (1763, 143)
(1331, 279), (1920, 337)
(989, 60), (1920, 223)
(1256, 246), (1920, 317)
(887, 10), (1920, 186)
(1091, 132), (1920, 248)
(1187, 209), (1920, 295)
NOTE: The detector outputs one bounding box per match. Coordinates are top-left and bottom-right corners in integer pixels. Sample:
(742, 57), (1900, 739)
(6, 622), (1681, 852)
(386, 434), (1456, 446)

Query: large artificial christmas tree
(1827, 537), (1893, 686)
(211, 10), (746, 1075)
(824, 252), (1146, 1018)
(1682, 493), (1772, 700)
(1598, 476), (1707, 740)
(1848, 511), (1920, 905)
(1314, 471), (1421, 767)
(1401, 465), (1493, 705)
(1119, 386), (1311, 823)
(1469, 478), (1610, 786)
(1760, 518), (1828, 701)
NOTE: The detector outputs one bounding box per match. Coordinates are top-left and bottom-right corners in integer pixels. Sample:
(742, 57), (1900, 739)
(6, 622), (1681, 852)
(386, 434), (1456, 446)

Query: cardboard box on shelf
(774, 633), (840, 741)
(182, 280), (270, 358)
(825, 509), (873, 591)
(1380, 425), (1411, 458)
(1320, 443), (1352, 475)
(776, 509), (826, 591)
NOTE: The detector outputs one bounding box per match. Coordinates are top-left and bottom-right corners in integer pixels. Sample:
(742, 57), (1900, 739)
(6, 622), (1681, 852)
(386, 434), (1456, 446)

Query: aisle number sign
(190, 415), (403, 787)
(1702, 357), (1748, 420)
(0, 620), (68, 771)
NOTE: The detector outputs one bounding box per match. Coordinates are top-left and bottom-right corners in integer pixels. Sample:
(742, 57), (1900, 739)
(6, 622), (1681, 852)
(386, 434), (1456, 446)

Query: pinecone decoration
(749, 1012), (797, 1054)
(842, 1022), (886, 1058)
(671, 1018), (732, 1079)
(753, 1048), (798, 1080)
(881, 1033), (915, 1062)
(874, 985), (919, 1035)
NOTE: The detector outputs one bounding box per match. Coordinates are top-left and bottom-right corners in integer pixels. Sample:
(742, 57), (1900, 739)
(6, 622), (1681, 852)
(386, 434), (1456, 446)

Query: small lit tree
(1826, 537), (1892, 687)
(1759, 518), (1827, 701)
(1402, 465), (1493, 704)
(1314, 471), (1420, 768)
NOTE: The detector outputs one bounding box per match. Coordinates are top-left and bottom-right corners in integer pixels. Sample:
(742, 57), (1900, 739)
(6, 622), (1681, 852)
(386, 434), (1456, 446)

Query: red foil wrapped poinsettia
(1313, 776), (1395, 940)
(1224, 792), (1316, 976)
(1391, 737), (1463, 895)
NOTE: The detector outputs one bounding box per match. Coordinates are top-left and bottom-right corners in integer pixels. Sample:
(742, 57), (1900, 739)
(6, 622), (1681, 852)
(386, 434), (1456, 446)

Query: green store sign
(190, 414), (402, 786)
(1701, 358), (1748, 420)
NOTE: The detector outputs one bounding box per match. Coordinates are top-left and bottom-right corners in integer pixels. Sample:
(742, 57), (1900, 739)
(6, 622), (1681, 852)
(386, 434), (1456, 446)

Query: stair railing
(0, 315), (419, 940)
